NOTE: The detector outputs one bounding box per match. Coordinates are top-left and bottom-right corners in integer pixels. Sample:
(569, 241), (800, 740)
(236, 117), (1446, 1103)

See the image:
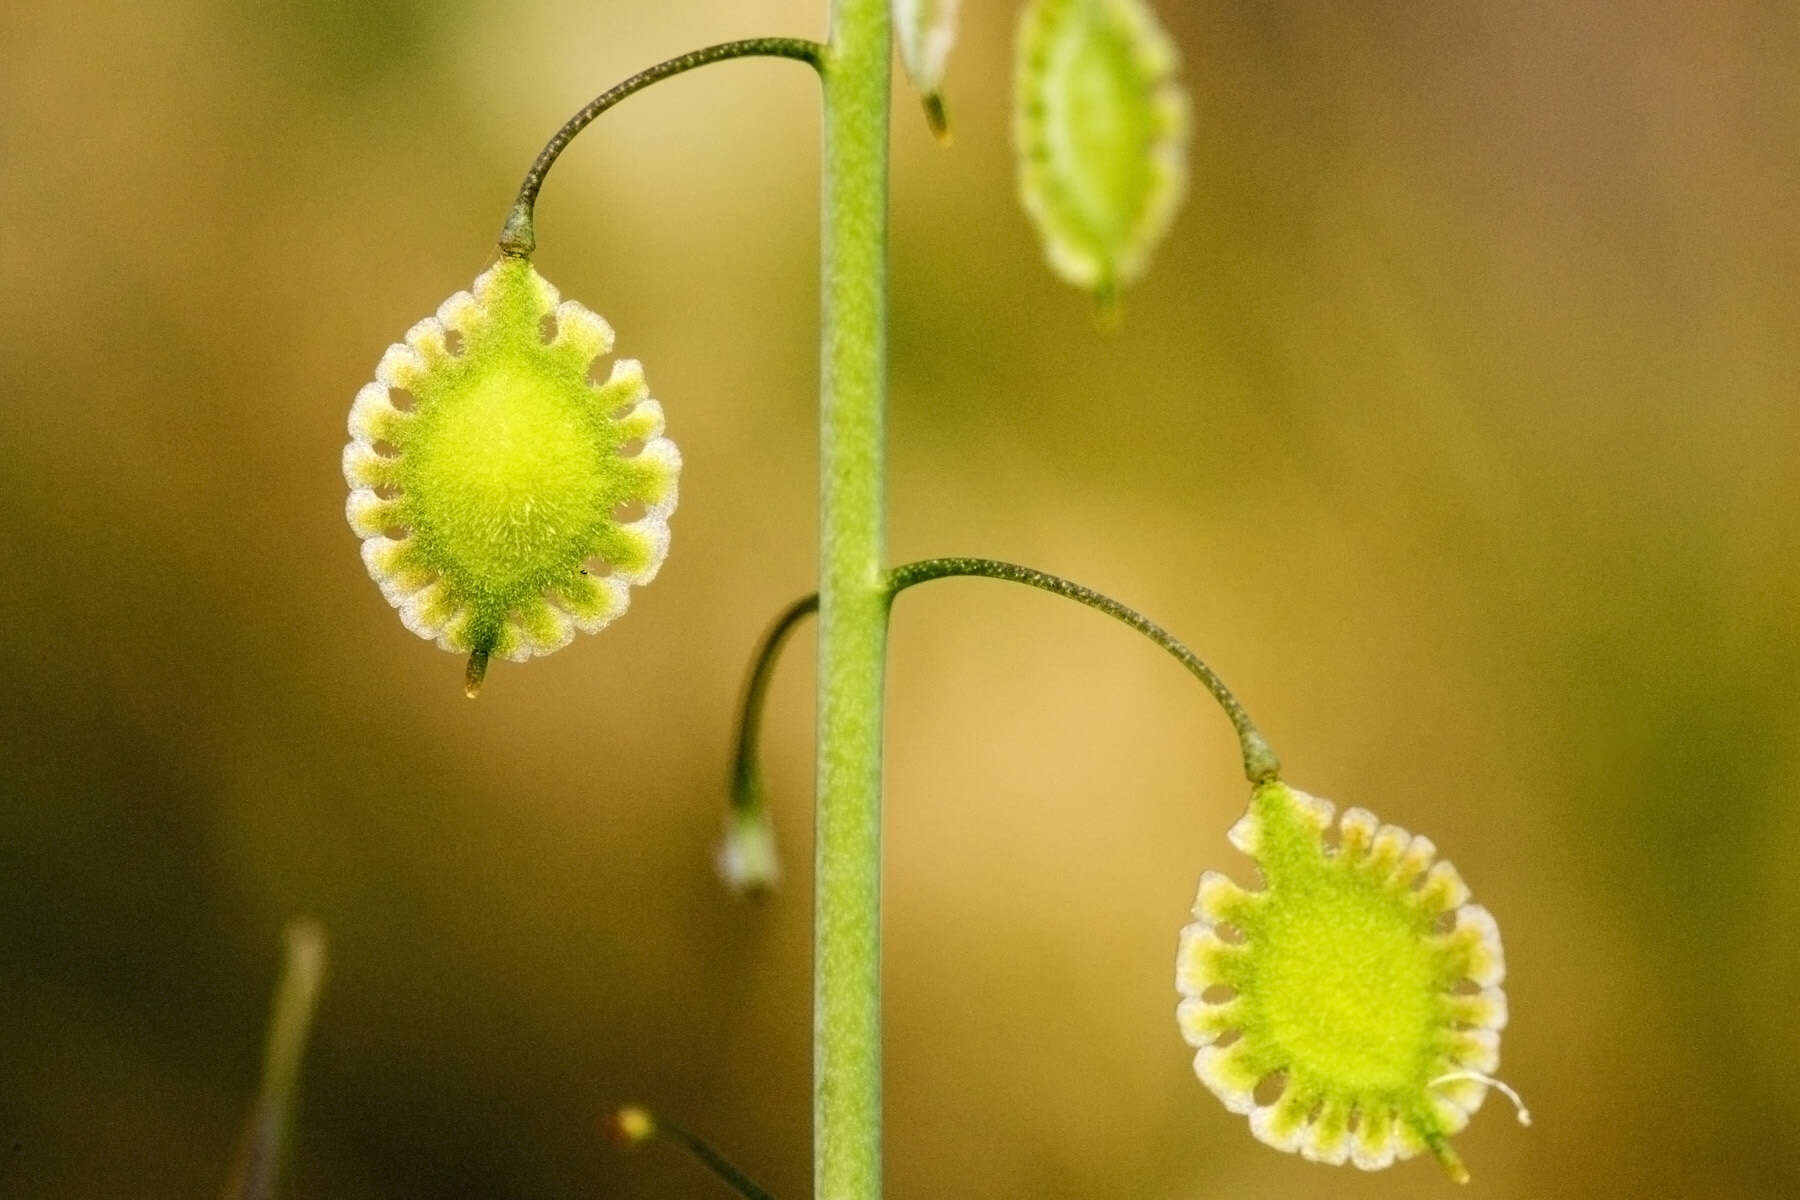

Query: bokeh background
(4, 0), (1797, 1196)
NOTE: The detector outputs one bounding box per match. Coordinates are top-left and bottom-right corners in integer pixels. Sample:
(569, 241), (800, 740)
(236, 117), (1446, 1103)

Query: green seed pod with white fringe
(1014, 0), (1190, 309)
(1176, 781), (1525, 1181)
(343, 258), (679, 694)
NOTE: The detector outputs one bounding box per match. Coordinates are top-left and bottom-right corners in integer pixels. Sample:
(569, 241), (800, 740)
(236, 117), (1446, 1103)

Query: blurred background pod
(1014, 0), (1189, 311)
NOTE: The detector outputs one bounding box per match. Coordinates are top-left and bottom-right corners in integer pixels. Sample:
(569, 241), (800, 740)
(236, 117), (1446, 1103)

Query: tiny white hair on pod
(1430, 1071), (1532, 1126)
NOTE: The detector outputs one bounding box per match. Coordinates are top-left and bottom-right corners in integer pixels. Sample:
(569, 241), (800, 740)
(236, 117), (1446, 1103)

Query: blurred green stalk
(814, 0), (890, 1196)
(222, 919), (327, 1200)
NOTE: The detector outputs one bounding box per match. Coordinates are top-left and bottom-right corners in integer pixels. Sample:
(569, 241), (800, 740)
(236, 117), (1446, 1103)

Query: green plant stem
(814, 1), (891, 1196)
(730, 594), (820, 814)
(497, 37), (825, 257)
(887, 558), (1280, 783)
(725, 559), (1279, 825)
(716, 595), (821, 897)
(639, 1114), (778, 1200)
(222, 920), (327, 1200)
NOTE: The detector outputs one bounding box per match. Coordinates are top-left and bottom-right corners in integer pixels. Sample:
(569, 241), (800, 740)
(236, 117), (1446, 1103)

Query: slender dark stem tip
(463, 650), (489, 699)
(1242, 730), (1281, 785)
(1092, 281), (1122, 329)
(605, 1105), (777, 1199)
(497, 204), (535, 258)
(922, 93), (952, 144)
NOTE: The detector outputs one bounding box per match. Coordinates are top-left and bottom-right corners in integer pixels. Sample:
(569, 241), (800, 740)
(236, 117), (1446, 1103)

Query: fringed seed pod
(1015, 0), (1190, 307)
(343, 258), (679, 692)
(1176, 781), (1516, 1181)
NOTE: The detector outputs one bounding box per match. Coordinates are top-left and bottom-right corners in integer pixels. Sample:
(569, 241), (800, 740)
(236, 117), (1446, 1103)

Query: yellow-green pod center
(1175, 782), (1512, 1180)
(343, 258), (679, 685)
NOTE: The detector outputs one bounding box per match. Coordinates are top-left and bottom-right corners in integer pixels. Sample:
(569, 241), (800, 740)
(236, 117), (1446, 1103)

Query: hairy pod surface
(1176, 781), (1510, 1181)
(343, 259), (679, 673)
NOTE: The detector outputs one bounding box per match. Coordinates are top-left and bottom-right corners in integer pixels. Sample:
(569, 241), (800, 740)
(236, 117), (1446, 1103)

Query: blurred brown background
(3, 0), (1797, 1196)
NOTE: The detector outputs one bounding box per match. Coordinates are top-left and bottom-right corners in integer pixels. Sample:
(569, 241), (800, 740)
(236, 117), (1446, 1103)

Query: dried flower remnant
(717, 802), (781, 898)
(343, 258), (679, 693)
(893, 0), (960, 139)
(1015, 0), (1189, 308)
(1176, 781), (1520, 1181)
